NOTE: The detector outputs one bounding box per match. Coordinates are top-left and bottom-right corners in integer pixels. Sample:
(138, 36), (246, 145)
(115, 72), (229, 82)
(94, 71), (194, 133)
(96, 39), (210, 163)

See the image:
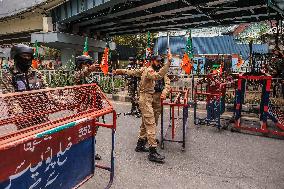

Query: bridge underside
(53, 0), (282, 36)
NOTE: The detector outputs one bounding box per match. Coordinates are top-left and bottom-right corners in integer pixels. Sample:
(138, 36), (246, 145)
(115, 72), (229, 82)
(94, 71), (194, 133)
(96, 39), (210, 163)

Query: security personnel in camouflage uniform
(151, 55), (171, 133)
(74, 55), (98, 85)
(74, 55), (102, 161)
(113, 53), (172, 164)
(0, 44), (46, 94)
(126, 57), (141, 117)
(0, 44), (47, 130)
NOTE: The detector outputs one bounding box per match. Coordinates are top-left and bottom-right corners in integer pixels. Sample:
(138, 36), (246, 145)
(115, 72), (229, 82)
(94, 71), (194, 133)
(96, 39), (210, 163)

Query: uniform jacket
(74, 68), (99, 85)
(0, 65), (46, 94)
(116, 62), (170, 96)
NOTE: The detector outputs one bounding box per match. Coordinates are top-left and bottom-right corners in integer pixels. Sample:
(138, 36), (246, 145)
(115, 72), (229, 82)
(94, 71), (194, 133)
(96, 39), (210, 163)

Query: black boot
(148, 147), (165, 164)
(135, 138), (149, 152)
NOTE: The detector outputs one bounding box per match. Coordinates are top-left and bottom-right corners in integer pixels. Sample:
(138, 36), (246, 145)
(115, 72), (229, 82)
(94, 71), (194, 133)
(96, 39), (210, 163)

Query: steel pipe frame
(52, 0), (279, 35)
(0, 84), (114, 148)
(160, 89), (190, 151)
(193, 78), (231, 129)
(88, 1), (274, 34)
(0, 84), (117, 189)
(233, 74), (284, 137)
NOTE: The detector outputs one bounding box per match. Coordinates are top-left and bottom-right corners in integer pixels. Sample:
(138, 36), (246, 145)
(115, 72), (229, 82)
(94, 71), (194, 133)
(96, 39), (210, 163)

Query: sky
(0, 0), (46, 18)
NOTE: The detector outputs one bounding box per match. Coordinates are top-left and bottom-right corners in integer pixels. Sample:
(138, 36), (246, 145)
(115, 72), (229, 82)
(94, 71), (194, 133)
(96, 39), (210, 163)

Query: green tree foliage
(43, 47), (61, 60)
(236, 22), (270, 44)
(112, 32), (158, 57)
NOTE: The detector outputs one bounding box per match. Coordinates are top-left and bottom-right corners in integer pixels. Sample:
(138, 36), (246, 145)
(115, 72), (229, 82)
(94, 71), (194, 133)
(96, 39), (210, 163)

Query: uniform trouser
(138, 92), (162, 147)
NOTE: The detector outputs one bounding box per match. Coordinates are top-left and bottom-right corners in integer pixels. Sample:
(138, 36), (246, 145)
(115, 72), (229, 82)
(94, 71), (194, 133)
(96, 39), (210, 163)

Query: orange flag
(100, 47), (109, 75)
(32, 59), (39, 69)
(180, 52), (192, 74)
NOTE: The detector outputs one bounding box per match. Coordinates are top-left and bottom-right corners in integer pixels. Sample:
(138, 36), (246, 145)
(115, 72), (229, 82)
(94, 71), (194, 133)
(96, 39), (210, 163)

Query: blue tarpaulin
(154, 36), (268, 60)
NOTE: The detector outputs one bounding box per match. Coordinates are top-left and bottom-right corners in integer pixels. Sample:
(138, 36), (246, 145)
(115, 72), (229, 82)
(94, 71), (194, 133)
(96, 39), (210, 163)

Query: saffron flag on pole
(181, 30), (193, 74)
(144, 31), (152, 67)
(100, 47), (109, 75)
(237, 55), (244, 68)
(145, 31), (152, 58)
(32, 40), (39, 69)
(219, 55), (224, 75)
(181, 52), (192, 74)
(186, 30), (193, 59)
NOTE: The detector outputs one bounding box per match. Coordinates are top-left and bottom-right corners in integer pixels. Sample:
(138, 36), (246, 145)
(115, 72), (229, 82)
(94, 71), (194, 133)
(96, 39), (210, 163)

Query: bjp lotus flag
(146, 47), (152, 58)
(180, 30), (193, 74)
(100, 47), (109, 75)
(32, 40), (39, 69)
(144, 59), (150, 67)
(32, 59), (39, 69)
(219, 64), (223, 75)
(219, 58), (224, 75)
(145, 31), (152, 59)
(83, 37), (88, 56)
(181, 52), (192, 74)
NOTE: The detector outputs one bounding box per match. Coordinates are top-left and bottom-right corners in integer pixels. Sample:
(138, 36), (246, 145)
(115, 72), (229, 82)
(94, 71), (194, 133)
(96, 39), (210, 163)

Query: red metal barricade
(0, 84), (116, 189)
(160, 88), (190, 151)
(193, 73), (234, 129)
(232, 74), (284, 137)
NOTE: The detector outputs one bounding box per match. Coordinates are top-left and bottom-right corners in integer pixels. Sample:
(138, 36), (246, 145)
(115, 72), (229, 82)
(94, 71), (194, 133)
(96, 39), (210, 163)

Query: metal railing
(0, 69), (127, 94)
(1, 69), (283, 101)
(39, 70), (127, 93)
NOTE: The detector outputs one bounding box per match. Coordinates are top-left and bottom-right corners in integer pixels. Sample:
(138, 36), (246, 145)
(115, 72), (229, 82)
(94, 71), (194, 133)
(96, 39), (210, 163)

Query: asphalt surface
(80, 101), (284, 189)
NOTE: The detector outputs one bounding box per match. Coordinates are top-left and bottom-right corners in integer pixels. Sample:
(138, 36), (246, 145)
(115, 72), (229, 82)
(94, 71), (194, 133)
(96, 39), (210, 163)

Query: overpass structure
(0, 0), (67, 45)
(0, 0), (283, 61)
(52, 0), (282, 36)
(0, 0), (107, 62)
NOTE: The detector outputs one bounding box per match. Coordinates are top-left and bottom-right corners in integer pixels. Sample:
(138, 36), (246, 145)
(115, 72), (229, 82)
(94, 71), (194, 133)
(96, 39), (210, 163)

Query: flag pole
(167, 31), (170, 53)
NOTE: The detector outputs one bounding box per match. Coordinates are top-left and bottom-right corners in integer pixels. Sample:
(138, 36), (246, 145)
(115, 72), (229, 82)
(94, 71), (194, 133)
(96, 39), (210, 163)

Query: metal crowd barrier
(0, 84), (117, 189)
(193, 74), (236, 129)
(40, 70), (127, 93)
(160, 88), (190, 151)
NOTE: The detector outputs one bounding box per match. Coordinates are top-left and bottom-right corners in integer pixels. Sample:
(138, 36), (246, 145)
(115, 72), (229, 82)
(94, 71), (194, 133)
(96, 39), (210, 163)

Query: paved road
(80, 101), (284, 189)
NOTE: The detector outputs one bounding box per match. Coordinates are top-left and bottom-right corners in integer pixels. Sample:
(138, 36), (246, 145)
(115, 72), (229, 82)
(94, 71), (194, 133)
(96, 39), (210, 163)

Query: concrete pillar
(43, 17), (53, 32)
(61, 48), (76, 66)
